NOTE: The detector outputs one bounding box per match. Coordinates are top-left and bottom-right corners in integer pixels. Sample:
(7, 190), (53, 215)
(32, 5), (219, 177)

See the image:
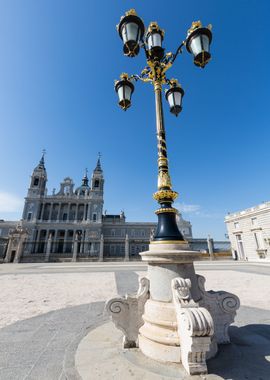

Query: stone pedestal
(106, 241), (240, 376)
(72, 237), (78, 262)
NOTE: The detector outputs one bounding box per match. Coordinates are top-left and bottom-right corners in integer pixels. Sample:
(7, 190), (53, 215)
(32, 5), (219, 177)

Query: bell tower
(88, 154), (104, 223)
(27, 152), (47, 197)
(91, 154), (104, 193)
(22, 153), (47, 222)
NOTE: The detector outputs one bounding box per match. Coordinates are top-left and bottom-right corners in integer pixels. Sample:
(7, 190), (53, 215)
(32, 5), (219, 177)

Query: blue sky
(0, 0), (269, 239)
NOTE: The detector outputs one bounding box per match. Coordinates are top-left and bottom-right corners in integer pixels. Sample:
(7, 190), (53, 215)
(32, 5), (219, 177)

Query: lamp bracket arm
(171, 41), (185, 64)
(129, 74), (152, 83)
(140, 41), (149, 59)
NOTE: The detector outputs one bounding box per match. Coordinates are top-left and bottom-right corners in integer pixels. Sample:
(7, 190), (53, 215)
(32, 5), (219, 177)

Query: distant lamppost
(115, 10), (212, 243)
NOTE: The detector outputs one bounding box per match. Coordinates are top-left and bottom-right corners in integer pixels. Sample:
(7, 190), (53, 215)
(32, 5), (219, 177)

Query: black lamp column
(152, 79), (184, 242)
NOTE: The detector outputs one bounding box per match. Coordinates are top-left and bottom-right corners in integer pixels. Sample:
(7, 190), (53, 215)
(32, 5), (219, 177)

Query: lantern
(165, 80), (184, 117)
(146, 22), (164, 60)
(186, 21), (212, 68)
(117, 9), (145, 57)
(115, 74), (134, 111)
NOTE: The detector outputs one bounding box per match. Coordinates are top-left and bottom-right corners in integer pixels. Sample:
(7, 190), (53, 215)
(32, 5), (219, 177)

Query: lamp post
(107, 10), (239, 376)
(115, 9), (212, 243)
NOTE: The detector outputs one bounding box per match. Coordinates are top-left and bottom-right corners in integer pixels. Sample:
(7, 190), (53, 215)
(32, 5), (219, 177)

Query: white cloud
(175, 203), (201, 213)
(0, 192), (23, 213)
(175, 202), (222, 219)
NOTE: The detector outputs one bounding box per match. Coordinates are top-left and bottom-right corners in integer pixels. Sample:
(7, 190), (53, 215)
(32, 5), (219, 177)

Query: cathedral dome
(75, 170), (90, 196)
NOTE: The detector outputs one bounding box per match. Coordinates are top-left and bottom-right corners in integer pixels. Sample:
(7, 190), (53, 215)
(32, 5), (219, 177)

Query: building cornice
(225, 201), (270, 222)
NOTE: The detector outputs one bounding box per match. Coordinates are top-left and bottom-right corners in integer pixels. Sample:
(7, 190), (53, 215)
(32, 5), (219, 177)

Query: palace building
(225, 201), (270, 261)
(1, 154), (194, 262)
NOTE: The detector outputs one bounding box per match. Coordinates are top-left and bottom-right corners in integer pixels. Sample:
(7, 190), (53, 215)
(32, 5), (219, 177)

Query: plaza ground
(0, 261), (269, 379)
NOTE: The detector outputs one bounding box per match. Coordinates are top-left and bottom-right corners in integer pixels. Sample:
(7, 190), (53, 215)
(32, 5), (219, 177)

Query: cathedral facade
(3, 155), (193, 262)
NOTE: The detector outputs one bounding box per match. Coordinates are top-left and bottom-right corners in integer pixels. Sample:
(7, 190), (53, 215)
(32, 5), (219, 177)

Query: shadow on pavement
(208, 324), (270, 380)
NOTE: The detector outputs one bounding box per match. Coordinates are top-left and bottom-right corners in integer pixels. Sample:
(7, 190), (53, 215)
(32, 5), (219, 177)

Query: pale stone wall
(225, 201), (270, 261)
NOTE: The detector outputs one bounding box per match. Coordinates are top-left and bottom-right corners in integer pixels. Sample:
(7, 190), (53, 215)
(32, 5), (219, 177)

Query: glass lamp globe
(115, 74), (135, 111)
(186, 21), (212, 68)
(117, 9), (145, 57)
(146, 22), (164, 60)
(165, 81), (184, 116)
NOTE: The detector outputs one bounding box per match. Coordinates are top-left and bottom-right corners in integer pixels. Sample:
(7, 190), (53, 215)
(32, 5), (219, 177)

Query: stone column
(45, 233), (52, 262)
(4, 238), (14, 263)
(40, 203), (45, 221)
(207, 235), (214, 260)
(125, 234), (129, 261)
(36, 230), (41, 253)
(48, 203), (53, 221)
(72, 234), (78, 262)
(99, 234), (104, 261)
(87, 203), (91, 221)
(84, 204), (87, 221)
(63, 230), (67, 254)
(79, 231), (85, 254)
(13, 236), (25, 263)
(53, 230), (58, 253)
(90, 241), (95, 256)
(67, 203), (71, 221)
(57, 203), (61, 221)
(75, 204), (79, 221)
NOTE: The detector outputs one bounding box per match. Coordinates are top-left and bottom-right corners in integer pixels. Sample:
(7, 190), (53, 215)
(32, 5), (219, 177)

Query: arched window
(93, 213), (97, 222)
(33, 177), (39, 186)
(94, 180), (99, 188)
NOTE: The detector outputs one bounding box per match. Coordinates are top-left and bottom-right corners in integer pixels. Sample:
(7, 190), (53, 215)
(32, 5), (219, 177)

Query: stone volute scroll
(171, 277), (214, 375)
(105, 277), (150, 348)
(196, 274), (240, 344)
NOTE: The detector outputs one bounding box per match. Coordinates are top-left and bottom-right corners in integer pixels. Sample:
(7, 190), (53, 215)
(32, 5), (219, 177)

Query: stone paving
(0, 262), (269, 379)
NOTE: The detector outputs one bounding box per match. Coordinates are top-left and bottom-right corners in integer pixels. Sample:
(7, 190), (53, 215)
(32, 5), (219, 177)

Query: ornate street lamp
(108, 11), (240, 377)
(115, 10), (213, 243)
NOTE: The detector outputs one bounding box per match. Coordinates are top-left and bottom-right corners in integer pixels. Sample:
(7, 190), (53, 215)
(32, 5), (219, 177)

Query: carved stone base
(106, 246), (240, 376)
(138, 334), (181, 363)
(139, 299), (180, 362)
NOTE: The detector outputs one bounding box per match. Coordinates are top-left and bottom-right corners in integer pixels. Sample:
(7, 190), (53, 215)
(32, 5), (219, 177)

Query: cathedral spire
(37, 149), (46, 170)
(82, 168), (89, 186)
(94, 152), (102, 172)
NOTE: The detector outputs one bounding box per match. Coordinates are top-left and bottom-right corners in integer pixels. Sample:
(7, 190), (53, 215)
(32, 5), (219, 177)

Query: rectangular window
(254, 232), (263, 249)
(93, 213), (97, 222)
(236, 234), (245, 259)
(234, 222), (239, 229)
(27, 212), (32, 221)
(254, 233), (259, 249)
(251, 217), (257, 225)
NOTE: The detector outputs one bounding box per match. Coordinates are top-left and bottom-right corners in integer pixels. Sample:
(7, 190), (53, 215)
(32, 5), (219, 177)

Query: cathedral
(1, 154), (193, 262)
